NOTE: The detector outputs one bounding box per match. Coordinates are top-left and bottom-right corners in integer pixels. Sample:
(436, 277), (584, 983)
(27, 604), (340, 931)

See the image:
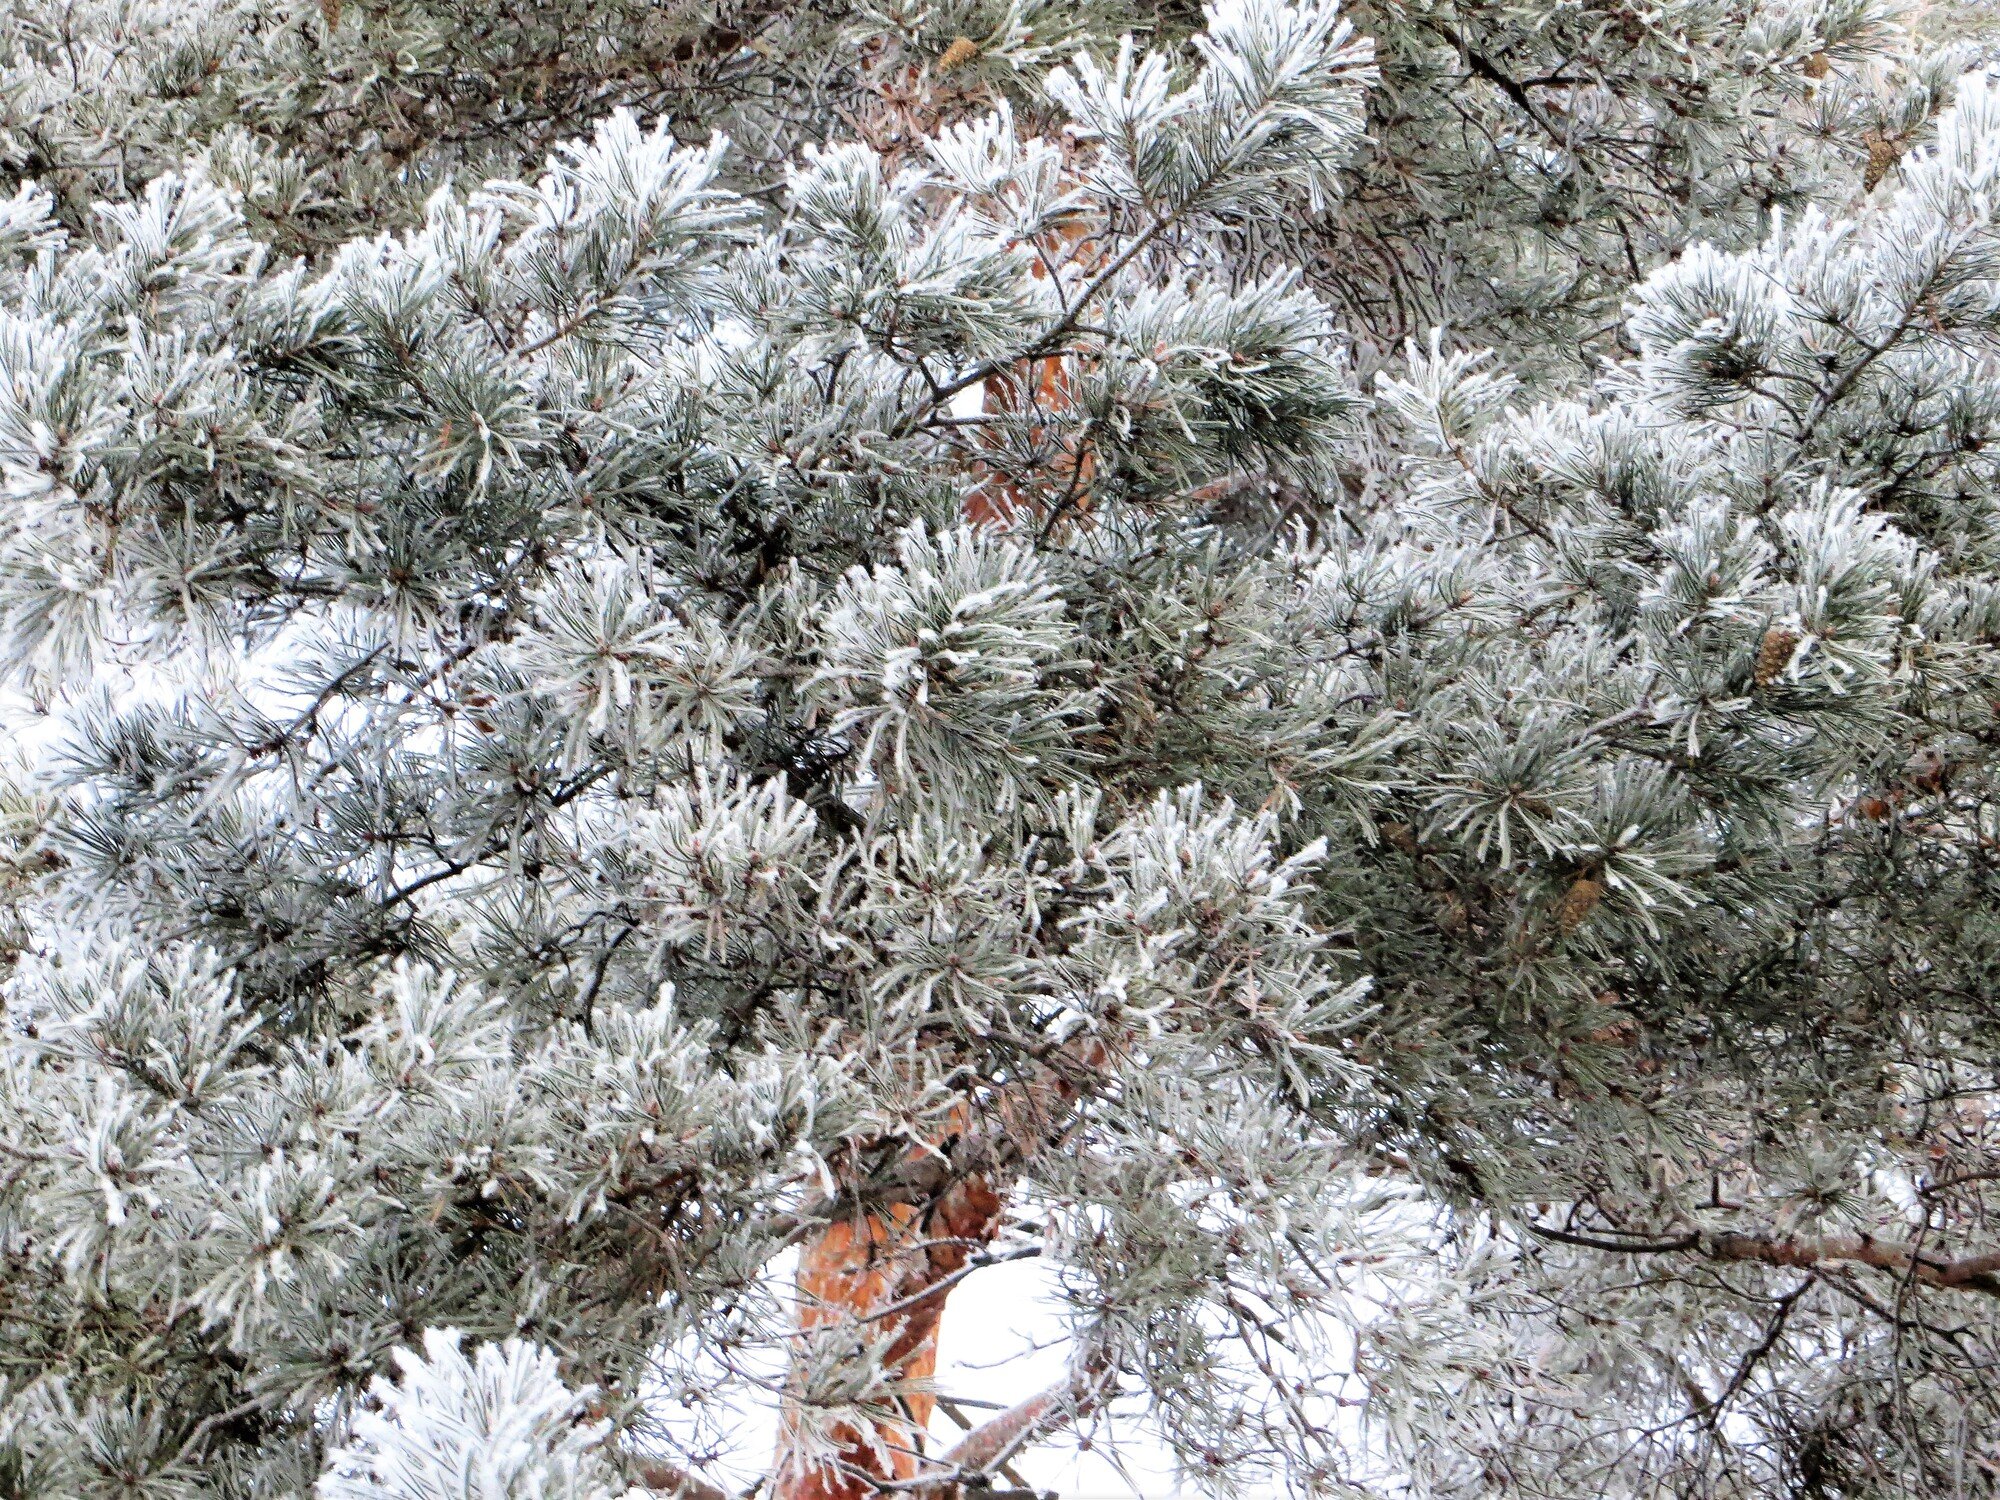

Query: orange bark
(965, 352), (1095, 528)
(964, 223), (1101, 528)
(771, 1035), (1112, 1500)
(776, 1158), (1004, 1500)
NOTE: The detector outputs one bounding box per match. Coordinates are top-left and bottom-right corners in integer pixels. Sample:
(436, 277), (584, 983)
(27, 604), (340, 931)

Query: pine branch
(1529, 1221), (2000, 1297)
(1421, 20), (1568, 151)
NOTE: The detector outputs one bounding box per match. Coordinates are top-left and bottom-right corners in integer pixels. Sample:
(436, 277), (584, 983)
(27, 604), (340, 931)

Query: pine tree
(0, 0), (1997, 1495)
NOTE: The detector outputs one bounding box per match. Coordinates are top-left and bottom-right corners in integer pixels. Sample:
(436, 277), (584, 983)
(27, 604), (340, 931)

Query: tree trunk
(774, 1165), (1005, 1500)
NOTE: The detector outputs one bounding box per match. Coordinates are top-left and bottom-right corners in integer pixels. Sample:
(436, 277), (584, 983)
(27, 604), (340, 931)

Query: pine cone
(1556, 876), (1603, 934)
(1754, 625), (1800, 687)
(1380, 820), (1419, 855)
(938, 37), (980, 72)
(1586, 1015), (1639, 1046)
(1863, 133), (1902, 192)
(1436, 891), (1470, 934)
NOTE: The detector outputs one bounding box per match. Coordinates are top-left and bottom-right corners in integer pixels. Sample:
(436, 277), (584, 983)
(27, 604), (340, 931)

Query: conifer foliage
(0, 0), (1996, 1495)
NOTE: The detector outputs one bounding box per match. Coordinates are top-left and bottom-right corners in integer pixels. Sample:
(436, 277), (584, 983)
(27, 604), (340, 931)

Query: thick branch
(1528, 1220), (2000, 1297)
(623, 1454), (732, 1500)
(926, 1361), (1113, 1489)
(1708, 1232), (2000, 1297)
